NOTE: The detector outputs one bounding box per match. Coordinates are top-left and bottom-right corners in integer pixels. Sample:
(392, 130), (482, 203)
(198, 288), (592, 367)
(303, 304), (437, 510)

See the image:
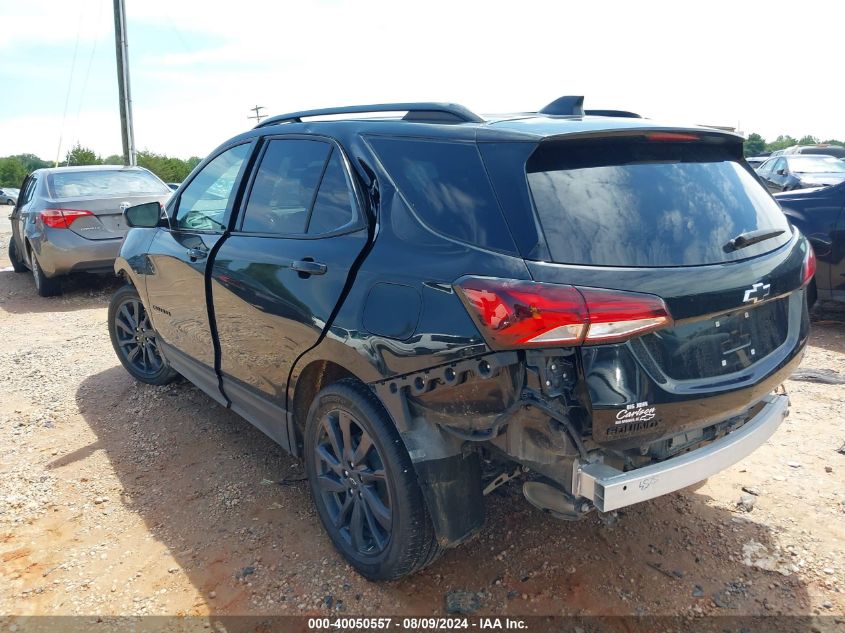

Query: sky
(1, 0), (843, 161)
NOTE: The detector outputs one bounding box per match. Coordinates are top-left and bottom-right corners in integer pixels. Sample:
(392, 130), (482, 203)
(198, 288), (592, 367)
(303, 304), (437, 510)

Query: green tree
(0, 156), (28, 187)
(797, 134), (819, 146)
(186, 156), (202, 173)
(821, 139), (845, 146)
(743, 133), (766, 156)
(65, 144), (101, 166)
(136, 150), (201, 183)
(9, 153), (49, 173)
(765, 135), (798, 152)
(1, 148), (204, 187)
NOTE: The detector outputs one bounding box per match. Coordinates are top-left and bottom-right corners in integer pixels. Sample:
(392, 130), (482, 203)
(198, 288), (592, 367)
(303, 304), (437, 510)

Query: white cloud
(1, 0), (843, 158)
(1, 0), (109, 50)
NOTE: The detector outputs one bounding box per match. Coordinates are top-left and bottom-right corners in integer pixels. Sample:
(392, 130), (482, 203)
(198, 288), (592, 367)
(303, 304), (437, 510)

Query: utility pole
(248, 105), (266, 125)
(113, 0), (136, 166)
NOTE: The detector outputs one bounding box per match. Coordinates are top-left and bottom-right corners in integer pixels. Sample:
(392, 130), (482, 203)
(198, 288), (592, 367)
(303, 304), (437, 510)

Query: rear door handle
(290, 259), (327, 275)
(187, 248), (207, 261)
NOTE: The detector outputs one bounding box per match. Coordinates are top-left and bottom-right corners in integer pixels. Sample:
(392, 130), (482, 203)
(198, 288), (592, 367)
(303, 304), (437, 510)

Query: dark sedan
(776, 181), (845, 304)
(757, 154), (845, 193)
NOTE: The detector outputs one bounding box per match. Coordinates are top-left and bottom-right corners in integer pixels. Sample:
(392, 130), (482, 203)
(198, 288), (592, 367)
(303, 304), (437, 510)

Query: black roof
(211, 98), (744, 162)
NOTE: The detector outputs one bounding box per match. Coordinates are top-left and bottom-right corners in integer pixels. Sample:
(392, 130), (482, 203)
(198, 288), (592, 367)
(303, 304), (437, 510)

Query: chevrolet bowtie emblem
(743, 282), (771, 304)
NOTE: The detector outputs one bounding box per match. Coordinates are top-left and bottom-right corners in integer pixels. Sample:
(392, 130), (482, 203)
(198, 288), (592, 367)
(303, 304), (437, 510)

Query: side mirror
(776, 168), (787, 176)
(124, 201), (164, 228)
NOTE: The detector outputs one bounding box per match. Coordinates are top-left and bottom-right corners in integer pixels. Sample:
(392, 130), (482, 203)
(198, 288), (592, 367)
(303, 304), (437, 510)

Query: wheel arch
(114, 256), (136, 285)
(289, 358), (366, 454)
(289, 345), (488, 549)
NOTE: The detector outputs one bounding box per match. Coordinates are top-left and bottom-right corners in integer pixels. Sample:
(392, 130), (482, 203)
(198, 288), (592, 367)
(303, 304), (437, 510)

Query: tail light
(455, 277), (672, 349)
(40, 208), (93, 229)
(802, 245), (816, 286)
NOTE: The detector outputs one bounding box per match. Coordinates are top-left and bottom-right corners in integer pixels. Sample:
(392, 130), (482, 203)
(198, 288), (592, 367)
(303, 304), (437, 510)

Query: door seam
(205, 231), (231, 408)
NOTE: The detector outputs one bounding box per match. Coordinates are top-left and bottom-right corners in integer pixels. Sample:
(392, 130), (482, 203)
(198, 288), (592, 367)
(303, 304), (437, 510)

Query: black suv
(109, 97), (813, 580)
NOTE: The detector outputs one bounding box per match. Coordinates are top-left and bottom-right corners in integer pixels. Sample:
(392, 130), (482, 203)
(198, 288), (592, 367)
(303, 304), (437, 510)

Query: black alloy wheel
(108, 284), (178, 385)
(314, 408), (392, 555)
(116, 298), (162, 375)
(304, 380), (441, 580)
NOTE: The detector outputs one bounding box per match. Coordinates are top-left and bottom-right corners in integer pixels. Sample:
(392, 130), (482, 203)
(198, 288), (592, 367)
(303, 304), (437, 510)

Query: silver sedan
(7, 165), (172, 296)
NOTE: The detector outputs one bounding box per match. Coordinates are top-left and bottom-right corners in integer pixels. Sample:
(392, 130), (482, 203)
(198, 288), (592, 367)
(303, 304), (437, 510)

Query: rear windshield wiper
(724, 228), (785, 253)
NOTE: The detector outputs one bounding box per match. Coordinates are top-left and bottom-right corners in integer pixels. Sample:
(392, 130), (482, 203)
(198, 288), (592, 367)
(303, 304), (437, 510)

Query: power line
(248, 105), (266, 124)
(55, 6), (86, 166)
(70, 0), (106, 164)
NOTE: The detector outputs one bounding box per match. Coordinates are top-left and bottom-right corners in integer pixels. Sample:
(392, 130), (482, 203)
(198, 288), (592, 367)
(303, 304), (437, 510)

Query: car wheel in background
(30, 252), (61, 296)
(304, 379), (441, 580)
(8, 239), (27, 273)
(108, 284), (178, 385)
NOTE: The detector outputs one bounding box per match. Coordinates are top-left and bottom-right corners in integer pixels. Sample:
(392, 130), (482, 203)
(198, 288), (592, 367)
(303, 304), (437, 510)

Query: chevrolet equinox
(109, 97), (813, 580)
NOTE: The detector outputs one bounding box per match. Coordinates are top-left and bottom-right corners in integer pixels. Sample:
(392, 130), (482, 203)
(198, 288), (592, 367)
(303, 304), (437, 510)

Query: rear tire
(8, 239), (27, 273)
(30, 251), (61, 297)
(109, 284), (178, 385)
(304, 379), (441, 580)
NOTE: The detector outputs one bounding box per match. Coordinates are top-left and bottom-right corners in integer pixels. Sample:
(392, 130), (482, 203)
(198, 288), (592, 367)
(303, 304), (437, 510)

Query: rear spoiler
(538, 126), (744, 146)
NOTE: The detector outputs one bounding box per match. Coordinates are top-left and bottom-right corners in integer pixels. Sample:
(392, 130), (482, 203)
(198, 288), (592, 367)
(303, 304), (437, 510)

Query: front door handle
(290, 259), (327, 275)
(187, 248), (207, 261)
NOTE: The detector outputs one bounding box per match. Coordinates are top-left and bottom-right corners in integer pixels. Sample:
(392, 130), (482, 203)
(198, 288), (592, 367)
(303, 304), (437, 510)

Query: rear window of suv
(48, 169), (170, 199)
(526, 140), (792, 267)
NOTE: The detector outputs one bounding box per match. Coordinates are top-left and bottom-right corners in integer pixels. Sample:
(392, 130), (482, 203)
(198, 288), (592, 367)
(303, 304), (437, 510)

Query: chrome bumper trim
(575, 394), (790, 512)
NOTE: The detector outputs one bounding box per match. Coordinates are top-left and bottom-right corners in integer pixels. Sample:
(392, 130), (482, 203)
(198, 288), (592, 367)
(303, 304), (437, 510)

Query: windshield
(47, 170), (170, 199)
(527, 140), (791, 267)
(788, 156), (845, 173)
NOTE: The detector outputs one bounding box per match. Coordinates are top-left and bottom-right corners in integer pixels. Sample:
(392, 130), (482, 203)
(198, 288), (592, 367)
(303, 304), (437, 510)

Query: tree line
(743, 134), (844, 157)
(2, 136), (843, 189)
(0, 144), (203, 188)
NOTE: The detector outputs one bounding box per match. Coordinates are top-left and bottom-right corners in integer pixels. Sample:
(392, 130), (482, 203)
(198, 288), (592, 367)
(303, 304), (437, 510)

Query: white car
(0, 188), (19, 205)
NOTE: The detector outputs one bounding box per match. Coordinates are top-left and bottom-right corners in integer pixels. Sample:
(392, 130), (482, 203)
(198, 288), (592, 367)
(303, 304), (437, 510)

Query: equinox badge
(743, 282), (771, 304)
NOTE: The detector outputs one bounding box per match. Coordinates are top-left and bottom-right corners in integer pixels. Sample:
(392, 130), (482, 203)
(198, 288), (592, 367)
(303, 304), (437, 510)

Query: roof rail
(255, 102), (484, 128)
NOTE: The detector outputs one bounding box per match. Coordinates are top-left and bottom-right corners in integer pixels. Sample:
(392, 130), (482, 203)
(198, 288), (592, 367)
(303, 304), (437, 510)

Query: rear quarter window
(367, 137), (517, 254)
(527, 141), (792, 267)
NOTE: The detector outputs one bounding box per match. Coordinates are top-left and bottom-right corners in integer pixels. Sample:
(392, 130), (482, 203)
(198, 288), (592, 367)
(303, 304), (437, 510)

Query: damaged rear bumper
(573, 393), (790, 512)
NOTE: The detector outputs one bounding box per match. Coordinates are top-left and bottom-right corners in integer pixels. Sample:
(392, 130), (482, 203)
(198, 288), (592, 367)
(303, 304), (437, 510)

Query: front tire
(109, 284), (178, 385)
(30, 251), (61, 296)
(304, 380), (441, 580)
(8, 239), (27, 273)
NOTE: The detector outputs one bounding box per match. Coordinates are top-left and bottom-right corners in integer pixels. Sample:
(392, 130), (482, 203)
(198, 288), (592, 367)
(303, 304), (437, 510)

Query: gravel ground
(1, 221), (844, 624)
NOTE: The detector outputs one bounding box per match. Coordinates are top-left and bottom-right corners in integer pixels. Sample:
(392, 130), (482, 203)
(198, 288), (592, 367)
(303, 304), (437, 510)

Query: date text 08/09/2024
(307, 617), (528, 630)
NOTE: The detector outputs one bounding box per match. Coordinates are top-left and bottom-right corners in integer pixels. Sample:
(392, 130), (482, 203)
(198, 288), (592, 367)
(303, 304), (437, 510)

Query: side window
(307, 149), (357, 235)
(240, 139), (330, 235)
(20, 177), (37, 207)
(367, 137), (516, 253)
(756, 160), (773, 177)
(772, 158), (787, 175)
(176, 144), (250, 231)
